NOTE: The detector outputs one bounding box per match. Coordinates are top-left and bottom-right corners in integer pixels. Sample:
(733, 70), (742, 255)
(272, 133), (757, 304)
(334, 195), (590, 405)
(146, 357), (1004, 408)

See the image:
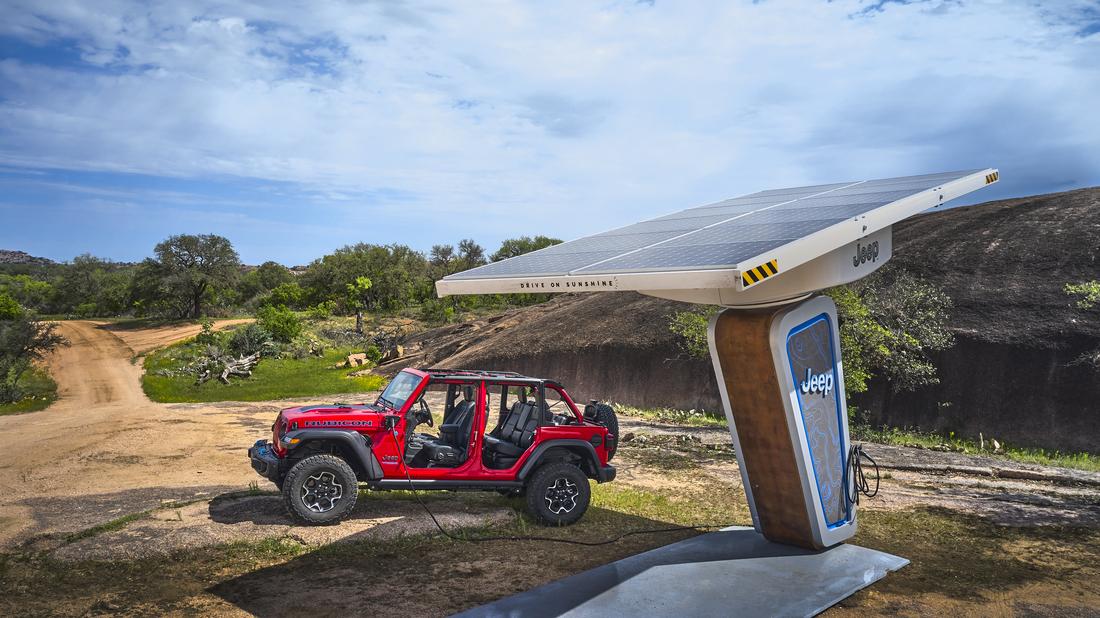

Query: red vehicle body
(249, 368), (618, 525)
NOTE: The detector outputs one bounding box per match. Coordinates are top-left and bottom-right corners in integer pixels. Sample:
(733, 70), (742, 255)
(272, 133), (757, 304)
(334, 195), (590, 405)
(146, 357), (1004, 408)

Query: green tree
(667, 268), (954, 395)
(0, 295), (68, 403)
(132, 235), (241, 318)
(300, 243), (429, 312)
(457, 239), (487, 270)
(838, 269), (954, 393)
(49, 255), (133, 317)
(1064, 281), (1100, 368)
(346, 276), (373, 334)
(261, 282), (305, 309)
(239, 261), (294, 302)
(491, 235), (562, 262)
(0, 274), (53, 313)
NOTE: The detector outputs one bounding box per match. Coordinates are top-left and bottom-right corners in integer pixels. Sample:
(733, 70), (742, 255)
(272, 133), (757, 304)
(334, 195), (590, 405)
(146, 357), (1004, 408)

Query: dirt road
(0, 320), (348, 548)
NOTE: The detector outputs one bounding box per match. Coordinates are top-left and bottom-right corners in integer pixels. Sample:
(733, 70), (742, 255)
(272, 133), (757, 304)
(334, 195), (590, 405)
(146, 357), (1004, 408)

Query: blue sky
(1, 0), (1098, 265)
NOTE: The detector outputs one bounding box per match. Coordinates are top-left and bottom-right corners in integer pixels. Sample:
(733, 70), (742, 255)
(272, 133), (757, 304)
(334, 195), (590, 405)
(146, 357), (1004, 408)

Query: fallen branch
(196, 352), (261, 385)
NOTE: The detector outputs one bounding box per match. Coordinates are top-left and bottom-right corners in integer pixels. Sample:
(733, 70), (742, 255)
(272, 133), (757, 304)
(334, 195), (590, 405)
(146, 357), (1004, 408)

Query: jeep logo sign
(800, 368), (834, 397)
(852, 240), (880, 268)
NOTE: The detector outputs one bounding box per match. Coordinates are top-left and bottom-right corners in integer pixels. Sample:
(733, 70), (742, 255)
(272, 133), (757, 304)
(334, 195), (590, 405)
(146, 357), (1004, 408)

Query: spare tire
(591, 403), (619, 461)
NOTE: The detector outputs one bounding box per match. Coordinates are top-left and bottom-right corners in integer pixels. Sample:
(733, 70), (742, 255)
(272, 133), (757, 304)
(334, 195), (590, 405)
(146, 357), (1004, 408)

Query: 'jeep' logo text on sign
(852, 240), (880, 268)
(800, 368), (834, 397)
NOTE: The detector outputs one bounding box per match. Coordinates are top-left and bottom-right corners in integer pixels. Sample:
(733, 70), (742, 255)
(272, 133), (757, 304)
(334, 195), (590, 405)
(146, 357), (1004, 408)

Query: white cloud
(1, 0), (1099, 253)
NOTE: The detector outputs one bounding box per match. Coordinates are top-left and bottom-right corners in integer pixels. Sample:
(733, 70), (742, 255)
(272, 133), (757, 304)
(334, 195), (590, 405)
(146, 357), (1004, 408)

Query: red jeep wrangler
(248, 368), (618, 526)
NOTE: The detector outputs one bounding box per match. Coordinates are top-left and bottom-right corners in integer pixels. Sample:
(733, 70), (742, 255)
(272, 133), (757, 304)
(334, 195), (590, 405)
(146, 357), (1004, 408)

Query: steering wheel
(417, 398), (433, 427)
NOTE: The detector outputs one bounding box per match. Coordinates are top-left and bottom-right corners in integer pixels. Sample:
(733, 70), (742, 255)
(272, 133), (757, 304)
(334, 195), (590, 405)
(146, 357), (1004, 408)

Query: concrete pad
(457, 527), (908, 618)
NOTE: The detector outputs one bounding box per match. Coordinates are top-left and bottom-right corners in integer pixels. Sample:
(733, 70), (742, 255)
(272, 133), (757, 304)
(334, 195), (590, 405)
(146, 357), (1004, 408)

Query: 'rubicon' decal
(303, 420), (373, 427)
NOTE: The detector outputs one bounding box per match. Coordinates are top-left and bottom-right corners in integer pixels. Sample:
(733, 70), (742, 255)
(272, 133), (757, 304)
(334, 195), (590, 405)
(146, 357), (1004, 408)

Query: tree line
(0, 234), (563, 322)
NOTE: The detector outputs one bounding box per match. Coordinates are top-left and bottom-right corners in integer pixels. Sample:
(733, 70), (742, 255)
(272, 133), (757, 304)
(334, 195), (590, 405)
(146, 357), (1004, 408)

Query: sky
(1, 0), (1098, 266)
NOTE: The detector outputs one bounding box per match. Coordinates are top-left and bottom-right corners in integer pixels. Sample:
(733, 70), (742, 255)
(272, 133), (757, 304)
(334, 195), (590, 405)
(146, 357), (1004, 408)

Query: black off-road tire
(525, 462), (591, 526)
(282, 454), (359, 525)
(593, 403), (619, 461)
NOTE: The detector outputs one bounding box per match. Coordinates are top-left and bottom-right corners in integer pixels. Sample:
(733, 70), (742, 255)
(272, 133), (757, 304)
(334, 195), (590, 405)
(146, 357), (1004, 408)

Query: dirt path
(0, 320), (355, 548)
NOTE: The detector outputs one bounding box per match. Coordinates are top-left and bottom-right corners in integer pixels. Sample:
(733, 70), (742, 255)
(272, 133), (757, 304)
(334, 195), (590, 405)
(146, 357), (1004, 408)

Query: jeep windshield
(376, 371), (421, 411)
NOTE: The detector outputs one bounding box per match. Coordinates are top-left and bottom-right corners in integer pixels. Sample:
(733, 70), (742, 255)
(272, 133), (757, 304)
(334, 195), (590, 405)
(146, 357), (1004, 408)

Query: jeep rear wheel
(282, 454), (358, 525)
(525, 462), (590, 526)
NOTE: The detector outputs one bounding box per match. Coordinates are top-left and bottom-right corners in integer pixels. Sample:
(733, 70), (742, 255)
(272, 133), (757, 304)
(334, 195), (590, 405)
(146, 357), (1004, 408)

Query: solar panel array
(443, 170), (982, 280)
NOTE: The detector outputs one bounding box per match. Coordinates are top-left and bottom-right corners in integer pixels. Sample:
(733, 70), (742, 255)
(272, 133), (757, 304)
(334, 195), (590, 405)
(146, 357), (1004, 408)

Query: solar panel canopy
(437, 168), (998, 306)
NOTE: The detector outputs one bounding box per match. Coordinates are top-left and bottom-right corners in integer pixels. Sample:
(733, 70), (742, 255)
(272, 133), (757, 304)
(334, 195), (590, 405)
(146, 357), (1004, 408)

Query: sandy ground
(0, 320), (370, 549)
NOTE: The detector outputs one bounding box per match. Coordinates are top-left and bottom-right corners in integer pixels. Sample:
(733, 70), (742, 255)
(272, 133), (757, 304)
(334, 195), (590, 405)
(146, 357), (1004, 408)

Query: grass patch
(64, 512), (150, 543)
(143, 344), (386, 403)
(616, 404), (727, 428)
(852, 423), (1100, 473)
(0, 367), (58, 416)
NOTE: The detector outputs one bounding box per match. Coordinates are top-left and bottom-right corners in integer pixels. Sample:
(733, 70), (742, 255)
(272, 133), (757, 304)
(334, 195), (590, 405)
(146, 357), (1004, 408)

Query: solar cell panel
(438, 168), (996, 302)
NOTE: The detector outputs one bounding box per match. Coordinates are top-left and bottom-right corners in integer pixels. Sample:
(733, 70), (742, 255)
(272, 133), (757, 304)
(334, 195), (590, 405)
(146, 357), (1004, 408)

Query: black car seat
(483, 401), (538, 458)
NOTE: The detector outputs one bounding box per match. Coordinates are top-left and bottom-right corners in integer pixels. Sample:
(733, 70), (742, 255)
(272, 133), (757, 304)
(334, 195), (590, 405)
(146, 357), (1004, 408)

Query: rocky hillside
(391, 187), (1100, 453)
(0, 249), (53, 266)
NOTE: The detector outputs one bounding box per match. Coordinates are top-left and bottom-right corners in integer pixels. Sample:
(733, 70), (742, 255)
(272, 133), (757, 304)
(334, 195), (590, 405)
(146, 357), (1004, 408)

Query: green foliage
(419, 298), (454, 324)
(307, 300), (337, 320)
(262, 282), (305, 309)
(0, 292), (22, 320)
(666, 269), (953, 395)
(228, 323), (273, 356)
(829, 269), (954, 393)
(300, 243), (428, 312)
(490, 235), (562, 262)
(255, 305), (302, 343)
(0, 274), (53, 313)
(1065, 281), (1100, 310)
(239, 261), (295, 301)
(131, 234), (241, 319)
(345, 276), (373, 310)
(193, 319), (223, 346)
(0, 366), (57, 416)
(668, 307), (713, 359)
(50, 255), (132, 317)
(0, 311), (68, 403)
(364, 344), (383, 363)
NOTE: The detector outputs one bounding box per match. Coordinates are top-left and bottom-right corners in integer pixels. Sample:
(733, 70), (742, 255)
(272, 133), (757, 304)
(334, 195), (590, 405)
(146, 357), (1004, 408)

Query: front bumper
(248, 439), (284, 483)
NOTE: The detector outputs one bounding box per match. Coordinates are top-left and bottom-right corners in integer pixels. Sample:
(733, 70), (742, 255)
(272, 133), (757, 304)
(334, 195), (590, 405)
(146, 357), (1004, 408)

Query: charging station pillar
(708, 295), (855, 550)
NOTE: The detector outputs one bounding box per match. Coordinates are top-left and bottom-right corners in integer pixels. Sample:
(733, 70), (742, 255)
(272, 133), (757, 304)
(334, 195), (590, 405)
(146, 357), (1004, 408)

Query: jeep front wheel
(282, 454), (358, 525)
(525, 462), (591, 526)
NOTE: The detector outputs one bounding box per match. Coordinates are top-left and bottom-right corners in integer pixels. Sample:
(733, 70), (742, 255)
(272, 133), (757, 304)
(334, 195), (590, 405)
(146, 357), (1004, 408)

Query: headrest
(464, 385), (475, 401)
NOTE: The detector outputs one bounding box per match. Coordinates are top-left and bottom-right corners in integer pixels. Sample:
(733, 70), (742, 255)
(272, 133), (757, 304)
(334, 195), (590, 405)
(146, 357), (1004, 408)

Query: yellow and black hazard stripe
(985, 171), (999, 184)
(741, 259), (779, 288)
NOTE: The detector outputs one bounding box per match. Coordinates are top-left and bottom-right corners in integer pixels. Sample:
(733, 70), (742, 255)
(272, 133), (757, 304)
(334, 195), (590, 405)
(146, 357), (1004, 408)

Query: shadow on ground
(208, 507), (702, 617)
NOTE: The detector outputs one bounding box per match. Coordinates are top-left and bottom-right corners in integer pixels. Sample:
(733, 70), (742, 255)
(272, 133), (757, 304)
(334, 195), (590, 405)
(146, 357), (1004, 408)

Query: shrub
(256, 305), (302, 343)
(286, 334), (325, 359)
(668, 308), (714, 359)
(229, 323), (274, 356)
(194, 319), (223, 347)
(261, 282), (305, 309)
(0, 292), (21, 320)
(307, 300), (337, 321)
(419, 299), (454, 324)
(364, 344), (383, 363)
(0, 312), (67, 403)
(74, 302), (99, 318)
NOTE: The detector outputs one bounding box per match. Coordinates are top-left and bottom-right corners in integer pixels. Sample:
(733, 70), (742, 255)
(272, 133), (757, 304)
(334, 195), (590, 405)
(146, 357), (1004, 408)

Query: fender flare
(283, 429), (384, 481)
(517, 440), (601, 481)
